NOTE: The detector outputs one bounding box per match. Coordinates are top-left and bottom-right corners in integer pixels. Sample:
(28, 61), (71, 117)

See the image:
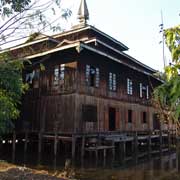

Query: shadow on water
(0, 142), (180, 180)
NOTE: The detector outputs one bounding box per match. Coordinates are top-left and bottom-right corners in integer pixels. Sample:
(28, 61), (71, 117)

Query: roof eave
(89, 25), (129, 51)
(20, 42), (159, 81)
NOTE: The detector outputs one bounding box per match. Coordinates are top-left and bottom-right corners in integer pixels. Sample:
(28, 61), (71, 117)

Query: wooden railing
(74, 129), (176, 138)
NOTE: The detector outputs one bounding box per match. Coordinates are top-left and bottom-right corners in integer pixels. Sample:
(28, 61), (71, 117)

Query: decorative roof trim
(54, 25), (128, 51)
(78, 0), (89, 24)
(2, 25), (128, 54)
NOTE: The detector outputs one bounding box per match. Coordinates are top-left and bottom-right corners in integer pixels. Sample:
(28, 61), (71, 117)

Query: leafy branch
(0, 0), (72, 49)
(153, 24), (180, 123)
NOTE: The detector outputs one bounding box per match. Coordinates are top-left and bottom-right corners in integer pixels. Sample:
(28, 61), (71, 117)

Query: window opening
(128, 110), (132, 123)
(109, 72), (116, 91)
(85, 65), (100, 87)
(142, 112), (147, 123)
(127, 78), (133, 95)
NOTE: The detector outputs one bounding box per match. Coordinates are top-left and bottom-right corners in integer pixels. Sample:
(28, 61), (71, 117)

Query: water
(1, 142), (180, 180)
(74, 152), (180, 180)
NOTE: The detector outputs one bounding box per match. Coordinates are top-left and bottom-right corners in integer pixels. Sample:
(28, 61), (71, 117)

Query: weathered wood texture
(17, 51), (79, 133)
(78, 51), (159, 105)
(16, 29), (176, 134)
(74, 94), (154, 132)
(20, 94), (76, 133)
(17, 48), (176, 133)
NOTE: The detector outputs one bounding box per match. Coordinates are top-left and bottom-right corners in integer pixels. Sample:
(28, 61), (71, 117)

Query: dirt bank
(0, 161), (75, 180)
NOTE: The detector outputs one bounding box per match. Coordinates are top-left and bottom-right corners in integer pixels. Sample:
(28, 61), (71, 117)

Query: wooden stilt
(24, 132), (28, 163)
(131, 140), (134, 154)
(117, 142), (121, 160)
(103, 149), (107, 167)
(12, 131), (16, 163)
(24, 132), (28, 154)
(38, 132), (42, 164)
(168, 131), (171, 151)
(95, 149), (98, 162)
(72, 135), (76, 160)
(81, 137), (85, 167)
(53, 134), (58, 171)
(134, 132), (138, 156)
(64, 142), (67, 157)
(38, 132), (42, 154)
(103, 149), (107, 160)
(148, 131), (152, 159)
(97, 134), (101, 146)
(54, 133), (58, 158)
(121, 141), (126, 163)
(159, 130), (162, 153)
(81, 136), (85, 159)
(94, 149), (98, 167)
(134, 132), (138, 164)
(148, 131), (152, 153)
(112, 141), (115, 161)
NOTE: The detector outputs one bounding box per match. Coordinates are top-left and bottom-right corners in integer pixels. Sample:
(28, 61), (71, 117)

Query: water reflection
(0, 142), (180, 180)
(74, 152), (179, 180)
(71, 151), (180, 180)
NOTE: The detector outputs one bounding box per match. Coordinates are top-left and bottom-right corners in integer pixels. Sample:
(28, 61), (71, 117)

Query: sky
(60, 0), (180, 71)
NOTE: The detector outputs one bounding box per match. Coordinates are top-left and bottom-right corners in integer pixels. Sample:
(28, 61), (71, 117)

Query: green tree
(0, 0), (31, 15)
(0, 0), (71, 133)
(0, 53), (28, 133)
(153, 25), (180, 122)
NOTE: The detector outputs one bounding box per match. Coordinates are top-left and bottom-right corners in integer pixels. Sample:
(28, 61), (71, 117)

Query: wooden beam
(72, 135), (76, 160)
(24, 132), (28, 154)
(121, 141), (126, 164)
(159, 130), (163, 153)
(54, 133), (58, 158)
(81, 136), (85, 159)
(112, 141), (115, 161)
(148, 131), (152, 153)
(53, 133), (58, 170)
(134, 132), (138, 156)
(38, 132), (42, 164)
(12, 132), (16, 163)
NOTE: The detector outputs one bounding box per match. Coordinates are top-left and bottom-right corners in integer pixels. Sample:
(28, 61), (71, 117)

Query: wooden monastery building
(3, 0), (177, 162)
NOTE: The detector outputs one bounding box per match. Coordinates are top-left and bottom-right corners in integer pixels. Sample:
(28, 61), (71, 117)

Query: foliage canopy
(0, 53), (27, 133)
(153, 25), (180, 122)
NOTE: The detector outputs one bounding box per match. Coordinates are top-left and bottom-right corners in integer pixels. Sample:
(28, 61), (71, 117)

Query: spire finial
(78, 0), (89, 25)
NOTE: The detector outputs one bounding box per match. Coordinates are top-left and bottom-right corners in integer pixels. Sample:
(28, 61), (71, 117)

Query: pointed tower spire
(77, 0), (89, 25)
